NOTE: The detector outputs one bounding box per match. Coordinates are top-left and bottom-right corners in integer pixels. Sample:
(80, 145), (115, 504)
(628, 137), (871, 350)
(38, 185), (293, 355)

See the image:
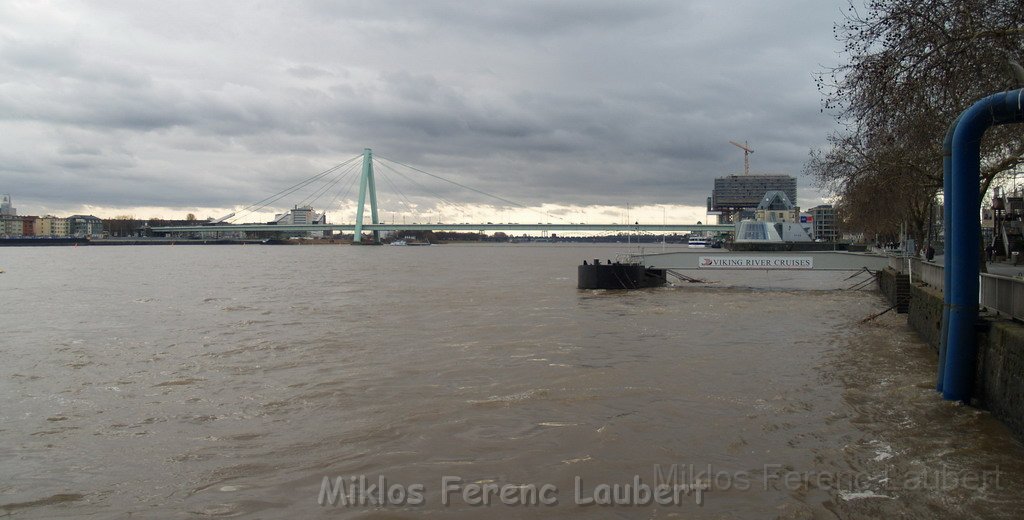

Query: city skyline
(0, 1), (845, 222)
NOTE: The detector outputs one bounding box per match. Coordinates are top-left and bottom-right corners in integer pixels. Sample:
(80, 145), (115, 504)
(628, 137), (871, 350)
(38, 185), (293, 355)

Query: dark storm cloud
(0, 0), (845, 214)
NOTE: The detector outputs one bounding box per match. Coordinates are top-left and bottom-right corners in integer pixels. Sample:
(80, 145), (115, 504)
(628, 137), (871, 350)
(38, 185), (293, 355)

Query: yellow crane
(729, 140), (754, 175)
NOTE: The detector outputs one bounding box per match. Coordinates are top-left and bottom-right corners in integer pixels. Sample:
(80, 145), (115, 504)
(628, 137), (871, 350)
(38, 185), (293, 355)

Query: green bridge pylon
(353, 148), (380, 244)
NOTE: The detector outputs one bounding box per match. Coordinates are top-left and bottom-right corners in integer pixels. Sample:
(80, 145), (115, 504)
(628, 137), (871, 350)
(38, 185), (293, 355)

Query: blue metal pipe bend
(943, 89), (1024, 402)
(937, 114), (961, 393)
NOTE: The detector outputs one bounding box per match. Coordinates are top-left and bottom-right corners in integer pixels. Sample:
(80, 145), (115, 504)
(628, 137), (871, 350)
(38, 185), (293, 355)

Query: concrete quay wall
(877, 267), (910, 313)
(878, 270), (1024, 440)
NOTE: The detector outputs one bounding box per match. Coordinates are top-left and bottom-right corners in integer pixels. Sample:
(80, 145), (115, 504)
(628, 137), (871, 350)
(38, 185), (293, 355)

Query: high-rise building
(709, 175), (797, 223)
(271, 206), (328, 237)
(274, 206), (326, 226)
(0, 194), (15, 216)
(808, 204), (838, 242)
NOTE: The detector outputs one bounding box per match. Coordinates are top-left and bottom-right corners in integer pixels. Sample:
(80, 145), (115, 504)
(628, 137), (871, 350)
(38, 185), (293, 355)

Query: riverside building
(708, 174), (797, 224)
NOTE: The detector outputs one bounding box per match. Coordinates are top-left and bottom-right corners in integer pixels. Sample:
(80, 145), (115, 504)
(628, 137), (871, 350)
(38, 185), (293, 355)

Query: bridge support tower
(353, 148), (380, 244)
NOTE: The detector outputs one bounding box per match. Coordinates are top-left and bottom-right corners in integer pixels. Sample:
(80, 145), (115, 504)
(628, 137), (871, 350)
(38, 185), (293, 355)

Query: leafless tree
(808, 0), (1024, 247)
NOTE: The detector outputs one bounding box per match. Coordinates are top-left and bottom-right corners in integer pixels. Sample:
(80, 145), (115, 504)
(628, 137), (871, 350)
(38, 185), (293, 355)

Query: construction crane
(207, 212), (235, 224)
(729, 140), (754, 175)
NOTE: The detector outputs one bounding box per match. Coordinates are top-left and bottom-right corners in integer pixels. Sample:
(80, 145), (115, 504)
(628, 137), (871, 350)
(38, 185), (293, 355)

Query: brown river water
(2, 244), (1023, 519)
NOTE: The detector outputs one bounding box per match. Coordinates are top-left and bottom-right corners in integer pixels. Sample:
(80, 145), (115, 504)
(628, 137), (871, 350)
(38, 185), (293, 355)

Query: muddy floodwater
(2, 244), (1023, 519)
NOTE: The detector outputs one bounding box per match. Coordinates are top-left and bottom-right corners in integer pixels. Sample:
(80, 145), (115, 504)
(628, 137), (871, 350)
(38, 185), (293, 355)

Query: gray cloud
(0, 0), (845, 215)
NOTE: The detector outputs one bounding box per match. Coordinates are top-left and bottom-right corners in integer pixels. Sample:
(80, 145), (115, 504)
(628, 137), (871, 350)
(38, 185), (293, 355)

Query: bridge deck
(150, 223), (734, 233)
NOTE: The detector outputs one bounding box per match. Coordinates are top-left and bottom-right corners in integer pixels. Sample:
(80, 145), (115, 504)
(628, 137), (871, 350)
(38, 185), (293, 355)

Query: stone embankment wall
(877, 267), (910, 313)
(877, 268), (1024, 440)
(907, 283), (943, 352)
(974, 319), (1024, 437)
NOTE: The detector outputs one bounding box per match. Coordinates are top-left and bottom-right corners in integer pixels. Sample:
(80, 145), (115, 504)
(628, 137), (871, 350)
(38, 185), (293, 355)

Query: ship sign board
(698, 256), (813, 269)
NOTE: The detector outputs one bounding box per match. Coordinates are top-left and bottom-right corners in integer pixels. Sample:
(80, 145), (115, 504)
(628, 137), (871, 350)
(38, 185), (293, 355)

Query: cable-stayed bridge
(152, 148), (732, 241)
(149, 148), (891, 277)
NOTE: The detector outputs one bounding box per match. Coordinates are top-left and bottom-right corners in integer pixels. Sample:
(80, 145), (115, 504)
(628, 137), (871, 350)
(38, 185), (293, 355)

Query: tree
(104, 215), (139, 237)
(186, 213), (197, 221)
(808, 0), (1024, 249)
(806, 115), (938, 246)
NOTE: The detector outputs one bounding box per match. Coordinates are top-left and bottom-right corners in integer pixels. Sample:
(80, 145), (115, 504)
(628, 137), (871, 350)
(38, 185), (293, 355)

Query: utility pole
(662, 206), (666, 252)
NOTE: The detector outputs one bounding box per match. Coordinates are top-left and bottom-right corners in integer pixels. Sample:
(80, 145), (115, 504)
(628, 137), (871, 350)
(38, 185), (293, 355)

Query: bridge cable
(372, 163), (420, 221)
(375, 155), (569, 222)
(231, 157), (354, 220)
(229, 157), (358, 223)
(298, 160), (361, 208)
(373, 159), (477, 218)
(327, 164), (365, 220)
(374, 158), (473, 212)
(298, 163), (358, 229)
(268, 158), (358, 212)
(374, 159), (475, 222)
(376, 155), (526, 209)
(229, 154), (361, 222)
(295, 161), (356, 208)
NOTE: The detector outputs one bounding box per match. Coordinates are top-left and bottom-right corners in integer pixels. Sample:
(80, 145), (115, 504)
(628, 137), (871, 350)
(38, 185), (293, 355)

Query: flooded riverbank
(1, 245), (1021, 518)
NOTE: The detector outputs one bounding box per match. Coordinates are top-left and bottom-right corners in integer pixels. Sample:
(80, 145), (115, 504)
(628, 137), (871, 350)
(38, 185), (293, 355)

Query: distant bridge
(151, 148), (726, 239)
(151, 222), (732, 234)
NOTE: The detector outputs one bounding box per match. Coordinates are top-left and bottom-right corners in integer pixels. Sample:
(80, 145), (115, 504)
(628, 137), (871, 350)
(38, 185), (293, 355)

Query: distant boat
(390, 239), (431, 246)
(688, 235), (708, 248)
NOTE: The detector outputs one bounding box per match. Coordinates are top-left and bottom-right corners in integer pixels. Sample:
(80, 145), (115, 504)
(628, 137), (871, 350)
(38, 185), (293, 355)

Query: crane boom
(208, 212), (235, 224)
(729, 140), (754, 175)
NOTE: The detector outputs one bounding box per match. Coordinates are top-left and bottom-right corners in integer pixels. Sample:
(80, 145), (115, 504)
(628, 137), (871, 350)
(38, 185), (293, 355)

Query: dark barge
(577, 259), (667, 289)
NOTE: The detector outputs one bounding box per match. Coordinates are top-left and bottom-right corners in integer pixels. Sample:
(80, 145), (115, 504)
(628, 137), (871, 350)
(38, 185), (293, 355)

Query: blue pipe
(943, 89), (1024, 402)
(937, 115), (960, 392)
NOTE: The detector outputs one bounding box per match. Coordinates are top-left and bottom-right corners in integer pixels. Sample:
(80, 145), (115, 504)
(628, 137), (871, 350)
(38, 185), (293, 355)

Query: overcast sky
(0, 0), (848, 222)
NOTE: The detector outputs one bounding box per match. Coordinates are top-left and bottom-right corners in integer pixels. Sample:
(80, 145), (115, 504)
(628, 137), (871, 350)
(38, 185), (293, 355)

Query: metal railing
(910, 258), (945, 291)
(884, 255), (943, 290)
(980, 274), (1024, 321)
(885, 254), (1024, 321)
